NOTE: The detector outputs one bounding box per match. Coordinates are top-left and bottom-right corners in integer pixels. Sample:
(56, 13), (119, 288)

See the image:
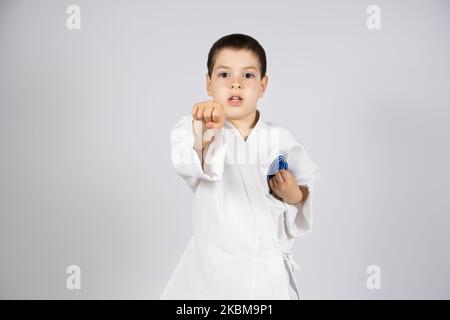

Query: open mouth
(228, 95), (243, 106)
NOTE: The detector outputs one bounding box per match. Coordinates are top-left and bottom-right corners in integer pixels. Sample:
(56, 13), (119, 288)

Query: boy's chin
(224, 107), (256, 120)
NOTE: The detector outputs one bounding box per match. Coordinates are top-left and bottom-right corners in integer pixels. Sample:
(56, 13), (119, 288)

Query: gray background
(1, 0), (449, 299)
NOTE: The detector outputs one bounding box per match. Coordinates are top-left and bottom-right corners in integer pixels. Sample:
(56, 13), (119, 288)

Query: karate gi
(161, 110), (320, 300)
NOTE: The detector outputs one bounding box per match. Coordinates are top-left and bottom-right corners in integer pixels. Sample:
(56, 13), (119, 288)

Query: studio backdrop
(0, 0), (449, 299)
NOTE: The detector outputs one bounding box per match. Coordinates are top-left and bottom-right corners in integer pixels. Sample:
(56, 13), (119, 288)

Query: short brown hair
(207, 33), (267, 79)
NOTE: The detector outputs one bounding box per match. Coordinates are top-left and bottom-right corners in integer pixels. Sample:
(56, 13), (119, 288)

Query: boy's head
(206, 34), (268, 123)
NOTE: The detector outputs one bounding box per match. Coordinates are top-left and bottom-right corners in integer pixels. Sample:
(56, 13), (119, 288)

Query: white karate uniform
(160, 110), (320, 300)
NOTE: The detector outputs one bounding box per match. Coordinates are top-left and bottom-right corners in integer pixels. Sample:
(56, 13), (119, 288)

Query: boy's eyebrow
(215, 65), (259, 71)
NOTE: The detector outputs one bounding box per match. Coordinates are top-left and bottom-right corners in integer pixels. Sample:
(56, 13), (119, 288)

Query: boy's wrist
(284, 186), (304, 205)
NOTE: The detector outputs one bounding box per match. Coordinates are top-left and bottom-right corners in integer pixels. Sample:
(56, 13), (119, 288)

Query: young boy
(161, 34), (320, 300)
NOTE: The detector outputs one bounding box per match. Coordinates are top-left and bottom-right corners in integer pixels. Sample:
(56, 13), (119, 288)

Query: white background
(0, 0), (449, 299)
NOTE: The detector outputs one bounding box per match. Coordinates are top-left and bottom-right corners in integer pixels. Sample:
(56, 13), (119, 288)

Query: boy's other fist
(191, 101), (225, 130)
(268, 169), (303, 204)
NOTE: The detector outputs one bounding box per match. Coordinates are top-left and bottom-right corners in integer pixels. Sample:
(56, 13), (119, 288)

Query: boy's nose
(231, 82), (242, 89)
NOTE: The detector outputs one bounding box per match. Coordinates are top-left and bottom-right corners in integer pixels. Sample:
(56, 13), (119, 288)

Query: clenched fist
(268, 169), (306, 204)
(191, 101), (225, 130)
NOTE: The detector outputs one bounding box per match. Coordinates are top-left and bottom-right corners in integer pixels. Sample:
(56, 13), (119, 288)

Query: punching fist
(191, 101), (225, 130)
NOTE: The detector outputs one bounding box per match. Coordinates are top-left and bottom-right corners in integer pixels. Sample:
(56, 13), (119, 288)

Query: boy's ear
(206, 73), (213, 97)
(259, 74), (268, 98)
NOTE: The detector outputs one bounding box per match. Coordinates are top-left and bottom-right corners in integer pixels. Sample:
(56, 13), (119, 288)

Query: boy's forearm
(192, 119), (214, 168)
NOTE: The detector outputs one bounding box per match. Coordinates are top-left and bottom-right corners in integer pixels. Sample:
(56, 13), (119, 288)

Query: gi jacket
(161, 110), (320, 299)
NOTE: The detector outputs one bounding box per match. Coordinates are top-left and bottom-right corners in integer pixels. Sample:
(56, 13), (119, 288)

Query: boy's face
(206, 48), (268, 122)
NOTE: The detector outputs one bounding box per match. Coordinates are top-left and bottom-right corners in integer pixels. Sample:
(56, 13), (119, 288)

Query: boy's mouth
(228, 95), (243, 106)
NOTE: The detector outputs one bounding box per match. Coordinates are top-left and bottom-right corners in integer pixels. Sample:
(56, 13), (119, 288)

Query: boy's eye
(218, 72), (256, 79)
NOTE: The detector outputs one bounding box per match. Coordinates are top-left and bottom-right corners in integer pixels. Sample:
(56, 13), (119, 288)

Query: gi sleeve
(169, 115), (227, 192)
(281, 129), (321, 238)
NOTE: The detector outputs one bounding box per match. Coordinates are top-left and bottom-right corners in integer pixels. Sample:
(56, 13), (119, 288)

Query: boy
(161, 34), (320, 300)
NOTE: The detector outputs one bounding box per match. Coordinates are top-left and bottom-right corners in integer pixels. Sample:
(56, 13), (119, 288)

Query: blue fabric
(267, 155), (289, 182)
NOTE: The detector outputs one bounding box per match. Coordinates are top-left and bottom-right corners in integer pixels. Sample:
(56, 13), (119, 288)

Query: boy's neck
(227, 109), (259, 140)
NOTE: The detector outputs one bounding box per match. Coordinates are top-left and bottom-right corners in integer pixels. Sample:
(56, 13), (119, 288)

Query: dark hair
(207, 33), (267, 79)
